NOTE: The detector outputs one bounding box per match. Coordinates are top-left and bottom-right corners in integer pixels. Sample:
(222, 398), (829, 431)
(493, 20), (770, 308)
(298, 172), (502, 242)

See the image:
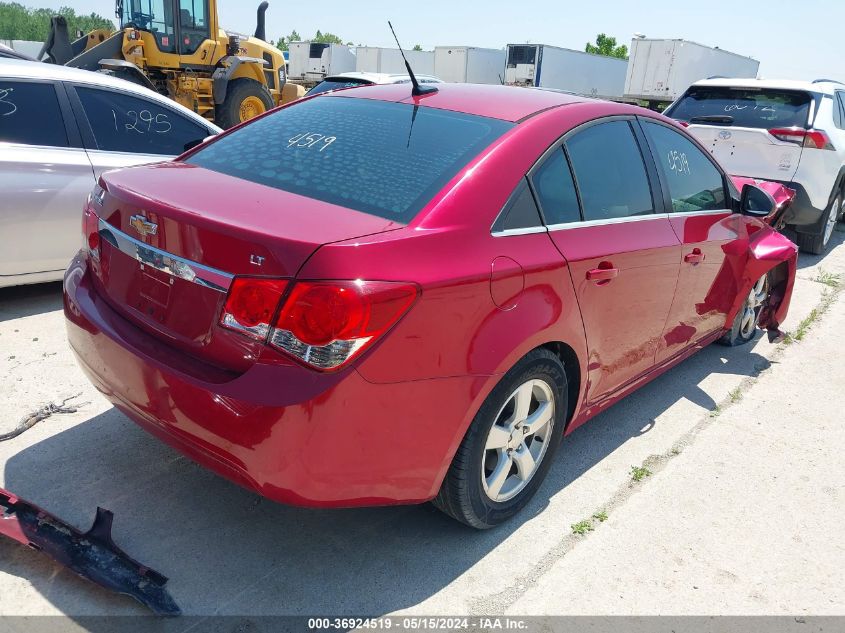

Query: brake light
(220, 277), (289, 340)
(219, 277), (418, 370)
(82, 207), (99, 257)
(769, 127), (835, 150)
(271, 280), (418, 370)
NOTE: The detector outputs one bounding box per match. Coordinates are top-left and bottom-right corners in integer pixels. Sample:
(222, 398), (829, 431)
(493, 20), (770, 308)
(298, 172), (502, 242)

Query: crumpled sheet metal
(0, 487), (180, 615)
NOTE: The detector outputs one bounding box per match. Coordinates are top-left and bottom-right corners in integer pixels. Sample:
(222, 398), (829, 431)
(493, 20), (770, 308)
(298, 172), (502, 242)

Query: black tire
(718, 273), (770, 347)
(432, 349), (567, 529)
(215, 78), (274, 129)
(795, 192), (841, 255)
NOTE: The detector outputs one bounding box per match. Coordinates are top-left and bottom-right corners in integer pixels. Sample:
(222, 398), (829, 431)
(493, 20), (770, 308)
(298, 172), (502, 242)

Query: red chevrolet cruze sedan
(64, 84), (797, 528)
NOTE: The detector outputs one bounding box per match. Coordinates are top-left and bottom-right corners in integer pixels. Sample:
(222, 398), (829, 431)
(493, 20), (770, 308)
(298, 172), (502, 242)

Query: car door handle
(684, 249), (705, 264)
(586, 267), (619, 282)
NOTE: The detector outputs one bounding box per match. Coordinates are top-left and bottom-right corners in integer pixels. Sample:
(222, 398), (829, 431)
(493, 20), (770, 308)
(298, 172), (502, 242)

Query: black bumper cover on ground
(0, 488), (180, 615)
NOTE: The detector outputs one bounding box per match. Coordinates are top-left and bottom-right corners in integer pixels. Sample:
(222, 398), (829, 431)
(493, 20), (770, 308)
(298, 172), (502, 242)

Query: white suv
(665, 78), (845, 254)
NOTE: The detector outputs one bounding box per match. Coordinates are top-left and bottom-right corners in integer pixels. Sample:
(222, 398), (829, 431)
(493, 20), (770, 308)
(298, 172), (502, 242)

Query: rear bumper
(773, 180), (827, 231)
(63, 254), (485, 507)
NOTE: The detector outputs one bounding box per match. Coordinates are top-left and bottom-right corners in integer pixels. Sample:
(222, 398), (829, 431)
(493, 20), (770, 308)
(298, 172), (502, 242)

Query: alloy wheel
(823, 196), (840, 247)
(739, 274), (769, 339)
(482, 379), (555, 503)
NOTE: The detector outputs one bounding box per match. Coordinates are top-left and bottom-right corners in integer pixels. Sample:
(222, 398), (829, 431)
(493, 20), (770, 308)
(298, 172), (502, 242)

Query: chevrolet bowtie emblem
(129, 215), (158, 237)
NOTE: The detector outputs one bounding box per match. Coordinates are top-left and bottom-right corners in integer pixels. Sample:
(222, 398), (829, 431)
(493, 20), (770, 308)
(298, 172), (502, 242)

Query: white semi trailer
(624, 38), (759, 106)
(504, 44), (627, 99)
(287, 42), (356, 84)
(355, 47), (435, 75)
(433, 46), (506, 84)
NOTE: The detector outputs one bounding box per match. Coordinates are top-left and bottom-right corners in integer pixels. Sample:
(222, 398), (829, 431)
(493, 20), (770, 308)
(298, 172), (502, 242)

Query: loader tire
(216, 78), (274, 129)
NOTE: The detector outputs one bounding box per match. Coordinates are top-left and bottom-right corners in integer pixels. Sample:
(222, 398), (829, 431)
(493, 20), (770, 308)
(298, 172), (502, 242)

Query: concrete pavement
(0, 227), (843, 620)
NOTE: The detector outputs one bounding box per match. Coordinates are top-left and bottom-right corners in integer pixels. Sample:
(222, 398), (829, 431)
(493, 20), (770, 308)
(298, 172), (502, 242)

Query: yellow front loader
(38, 0), (304, 128)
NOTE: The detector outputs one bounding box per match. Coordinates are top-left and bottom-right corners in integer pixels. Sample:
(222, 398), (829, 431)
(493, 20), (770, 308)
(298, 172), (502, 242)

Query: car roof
(324, 71), (442, 84)
(0, 58), (222, 131)
(0, 43), (35, 61)
(691, 77), (843, 95)
(324, 82), (592, 122)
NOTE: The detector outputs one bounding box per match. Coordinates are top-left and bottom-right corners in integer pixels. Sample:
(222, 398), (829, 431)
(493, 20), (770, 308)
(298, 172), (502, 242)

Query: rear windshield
(305, 79), (372, 96)
(667, 87), (812, 129)
(186, 96), (514, 222)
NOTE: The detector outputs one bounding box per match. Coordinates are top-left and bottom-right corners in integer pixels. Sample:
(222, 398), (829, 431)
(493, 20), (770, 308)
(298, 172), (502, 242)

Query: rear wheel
(216, 78), (274, 129)
(795, 193), (840, 255)
(432, 349), (567, 529)
(719, 273), (769, 346)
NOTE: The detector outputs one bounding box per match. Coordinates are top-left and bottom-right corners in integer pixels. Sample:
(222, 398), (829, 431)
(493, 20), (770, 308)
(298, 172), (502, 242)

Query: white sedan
(305, 71), (443, 97)
(0, 59), (221, 288)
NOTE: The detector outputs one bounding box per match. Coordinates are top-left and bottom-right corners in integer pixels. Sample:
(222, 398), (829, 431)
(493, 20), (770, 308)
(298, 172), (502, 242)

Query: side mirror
(739, 183), (776, 218)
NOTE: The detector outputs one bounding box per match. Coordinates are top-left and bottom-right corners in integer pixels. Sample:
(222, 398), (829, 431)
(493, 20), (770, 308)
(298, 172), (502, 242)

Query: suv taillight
(769, 127), (835, 150)
(220, 278), (418, 371)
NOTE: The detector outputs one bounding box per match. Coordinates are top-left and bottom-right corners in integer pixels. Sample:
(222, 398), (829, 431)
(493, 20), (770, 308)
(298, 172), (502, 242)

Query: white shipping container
(504, 44), (627, 99)
(434, 46), (506, 84)
(624, 39), (759, 103)
(287, 42), (356, 81)
(355, 47), (434, 75)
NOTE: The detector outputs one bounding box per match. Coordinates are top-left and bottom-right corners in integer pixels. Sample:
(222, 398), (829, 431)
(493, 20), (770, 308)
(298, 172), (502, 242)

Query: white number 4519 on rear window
(288, 132), (336, 151)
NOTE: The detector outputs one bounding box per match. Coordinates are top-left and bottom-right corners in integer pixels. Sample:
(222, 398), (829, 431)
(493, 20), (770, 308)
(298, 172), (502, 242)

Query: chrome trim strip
(546, 212), (671, 232)
(662, 208), (732, 218)
(98, 219), (234, 292)
(491, 225), (549, 238)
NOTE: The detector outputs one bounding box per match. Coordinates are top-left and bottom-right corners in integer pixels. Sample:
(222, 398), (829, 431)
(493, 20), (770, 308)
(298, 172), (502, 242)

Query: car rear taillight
(219, 278), (419, 370)
(769, 127), (835, 150)
(82, 207), (100, 257)
(220, 277), (289, 340)
(270, 281), (418, 370)
(83, 183), (105, 257)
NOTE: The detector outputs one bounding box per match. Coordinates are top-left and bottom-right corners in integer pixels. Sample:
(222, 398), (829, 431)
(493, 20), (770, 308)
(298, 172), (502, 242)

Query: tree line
(275, 29), (423, 52)
(1, 2), (626, 63)
(0, 2), (114, 40)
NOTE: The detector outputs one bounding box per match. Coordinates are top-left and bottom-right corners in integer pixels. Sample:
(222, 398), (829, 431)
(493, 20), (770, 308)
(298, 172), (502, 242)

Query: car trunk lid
(92, 162), (403, 371)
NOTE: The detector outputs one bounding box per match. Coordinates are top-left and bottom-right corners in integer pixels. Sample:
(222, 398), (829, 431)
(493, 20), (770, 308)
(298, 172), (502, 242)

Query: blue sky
(35, 0), (843, 80)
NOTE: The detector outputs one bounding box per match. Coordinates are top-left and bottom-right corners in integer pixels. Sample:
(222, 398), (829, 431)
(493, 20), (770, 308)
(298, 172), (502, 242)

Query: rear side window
(187, 96), (514, 223)
(75, 86), (210, 155)
(0, 81), (68, 147)
(642, 121), (727, 213)
(667, 87), (812, 129)
(495, 179), (543, 231)
(834, 92), (845, 130)
(565, 121), (654, 221)
(531, 147), (580, 225)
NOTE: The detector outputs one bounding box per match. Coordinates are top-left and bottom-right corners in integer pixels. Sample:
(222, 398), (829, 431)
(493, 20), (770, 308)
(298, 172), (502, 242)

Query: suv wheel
(795, 193), (840, 255)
